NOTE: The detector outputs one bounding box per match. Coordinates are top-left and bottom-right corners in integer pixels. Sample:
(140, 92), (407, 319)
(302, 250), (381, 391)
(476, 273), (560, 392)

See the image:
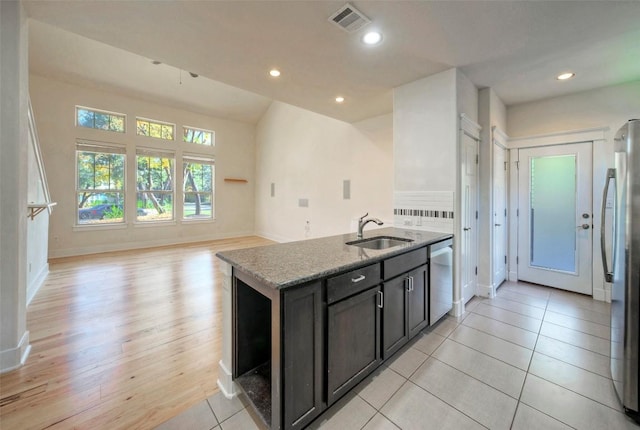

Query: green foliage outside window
(137, 118), (174, 140)
(76, 108), (125, 133)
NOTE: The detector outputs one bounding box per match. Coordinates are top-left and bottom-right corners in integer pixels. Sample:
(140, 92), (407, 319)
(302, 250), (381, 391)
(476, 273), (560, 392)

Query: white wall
(1, 0), (31, 373)
(30, 75), (257, 258)
(254, 101), (393, 242)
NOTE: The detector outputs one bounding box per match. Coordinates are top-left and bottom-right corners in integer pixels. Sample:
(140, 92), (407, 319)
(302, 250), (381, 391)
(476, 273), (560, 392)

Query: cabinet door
(327, 286), (381, 406)
(382, 276), (408, 359)
(408, 264), (429, 338)
(283, 282), (324, 430)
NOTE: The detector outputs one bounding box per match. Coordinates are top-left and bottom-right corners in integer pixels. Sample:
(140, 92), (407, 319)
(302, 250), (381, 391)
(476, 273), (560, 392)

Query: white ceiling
(25, 0), (640, 124)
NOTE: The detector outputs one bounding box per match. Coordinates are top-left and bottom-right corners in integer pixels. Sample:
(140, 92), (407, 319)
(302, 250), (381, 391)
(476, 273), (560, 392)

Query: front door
(517, 142), (593, 294)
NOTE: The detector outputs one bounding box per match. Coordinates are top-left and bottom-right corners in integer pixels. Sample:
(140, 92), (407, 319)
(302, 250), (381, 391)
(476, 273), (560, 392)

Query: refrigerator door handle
(601, 168), (616, 283)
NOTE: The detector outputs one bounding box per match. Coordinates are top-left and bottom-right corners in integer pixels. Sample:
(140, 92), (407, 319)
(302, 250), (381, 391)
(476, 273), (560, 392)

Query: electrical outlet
(304, 220), (311, 238)
(403, 218), (413, 226)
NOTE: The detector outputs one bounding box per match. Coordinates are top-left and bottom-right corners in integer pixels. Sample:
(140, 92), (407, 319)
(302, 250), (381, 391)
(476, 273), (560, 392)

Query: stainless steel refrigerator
(602, 118), (640, 420)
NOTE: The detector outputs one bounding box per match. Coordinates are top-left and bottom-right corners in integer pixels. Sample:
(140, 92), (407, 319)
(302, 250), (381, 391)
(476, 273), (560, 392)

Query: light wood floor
(0, 236), (273, 430)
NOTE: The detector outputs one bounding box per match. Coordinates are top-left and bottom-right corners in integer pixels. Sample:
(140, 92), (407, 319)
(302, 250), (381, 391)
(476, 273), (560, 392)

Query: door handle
(377, 290), (384, 309)
(494, 223), (501, 227)
(601, 168), (615, 282)
(578, 224), (590, 230)
(463, 227), (471, 231)
(351, 275), (366, 283)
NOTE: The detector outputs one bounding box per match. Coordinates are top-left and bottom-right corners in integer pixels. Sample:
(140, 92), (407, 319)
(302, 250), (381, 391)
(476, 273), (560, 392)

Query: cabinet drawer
(327, 263), (381, 304)
(383, 247), (428, 280)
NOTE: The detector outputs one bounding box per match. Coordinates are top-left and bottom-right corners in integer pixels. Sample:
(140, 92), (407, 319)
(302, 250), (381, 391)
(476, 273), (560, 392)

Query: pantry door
(517, 142), (592, 294)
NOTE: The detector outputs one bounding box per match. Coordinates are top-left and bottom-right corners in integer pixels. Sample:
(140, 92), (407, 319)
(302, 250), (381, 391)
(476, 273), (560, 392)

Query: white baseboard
(49, 230), (256, 259)
(217, 359), (238, 399)
(593, 287), (609, 303)
(451, 299), (464, 317)
(477, 283), (495, 299)
(0, 331), (31, 374)
(253, 230), (292, 244)
(27, 263), (49, 306)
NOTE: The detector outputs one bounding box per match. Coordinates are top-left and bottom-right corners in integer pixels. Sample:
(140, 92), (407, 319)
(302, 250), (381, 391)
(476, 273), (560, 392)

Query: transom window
(76, 107), (125, 133)
(136, 150), (175, 222)
(76, 142), (126, 225)
(183, 126), (214, 146)
(136, 118), (175, 141)
(183, 157), (214, 220)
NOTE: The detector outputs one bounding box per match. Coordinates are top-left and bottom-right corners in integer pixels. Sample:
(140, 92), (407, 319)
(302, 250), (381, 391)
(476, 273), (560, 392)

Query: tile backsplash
(394, 191), (454, 233)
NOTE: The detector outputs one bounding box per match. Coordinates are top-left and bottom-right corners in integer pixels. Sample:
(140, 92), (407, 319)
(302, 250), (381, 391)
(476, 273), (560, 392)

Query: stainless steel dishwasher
(429, 238), (453, 325)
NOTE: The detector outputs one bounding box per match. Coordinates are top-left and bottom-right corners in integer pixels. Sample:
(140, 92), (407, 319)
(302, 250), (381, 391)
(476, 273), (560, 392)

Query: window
(136, 118), (174, 141)
(76, 142), (126, 225)
(183, 126), (214, 146)
(136, 150), (175, 222)
(76, 107), (125, 133)
(183, 157), (214, 220)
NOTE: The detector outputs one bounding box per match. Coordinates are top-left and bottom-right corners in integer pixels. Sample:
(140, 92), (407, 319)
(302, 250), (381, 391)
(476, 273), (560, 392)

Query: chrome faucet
(357, 213), (383, 238)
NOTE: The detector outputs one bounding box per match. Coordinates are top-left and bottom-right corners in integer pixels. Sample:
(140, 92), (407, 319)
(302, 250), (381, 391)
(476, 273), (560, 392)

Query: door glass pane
(530, 155), (576, 272)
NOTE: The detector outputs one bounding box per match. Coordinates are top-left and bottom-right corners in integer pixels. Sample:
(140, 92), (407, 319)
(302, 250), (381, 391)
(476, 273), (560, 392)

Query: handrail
(27, 97), (56, 219)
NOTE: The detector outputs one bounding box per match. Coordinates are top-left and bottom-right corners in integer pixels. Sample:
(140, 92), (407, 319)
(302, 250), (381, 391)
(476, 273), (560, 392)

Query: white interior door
(493, 143), (507, 287)
(461, 133), (478, 304)
(517, 142), (593, 294)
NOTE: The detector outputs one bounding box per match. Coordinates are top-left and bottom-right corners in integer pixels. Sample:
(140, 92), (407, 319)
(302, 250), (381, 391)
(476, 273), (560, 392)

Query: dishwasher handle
(600, 168), (615, 283)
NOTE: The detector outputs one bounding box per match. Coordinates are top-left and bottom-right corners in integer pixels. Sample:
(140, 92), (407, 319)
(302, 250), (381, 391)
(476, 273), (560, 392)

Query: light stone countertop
(216, 227), (452, 290)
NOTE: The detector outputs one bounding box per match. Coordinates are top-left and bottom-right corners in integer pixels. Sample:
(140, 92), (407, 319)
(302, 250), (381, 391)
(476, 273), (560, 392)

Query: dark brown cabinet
(327, 285), (382, 406)
(283, 282), (324, 430)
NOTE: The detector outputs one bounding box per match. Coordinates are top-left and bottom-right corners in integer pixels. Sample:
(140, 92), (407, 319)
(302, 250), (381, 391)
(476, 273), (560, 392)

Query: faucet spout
(357, 213), (384, 239)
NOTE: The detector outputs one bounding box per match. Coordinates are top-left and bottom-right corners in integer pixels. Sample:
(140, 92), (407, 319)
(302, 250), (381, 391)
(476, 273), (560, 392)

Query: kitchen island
(216, 227), (453, 430)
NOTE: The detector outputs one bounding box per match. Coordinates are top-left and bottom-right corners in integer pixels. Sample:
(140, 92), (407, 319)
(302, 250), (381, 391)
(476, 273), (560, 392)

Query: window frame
(75, 141), (127, 227)
(76, 106), (126, 133)
(136, 117), (176, 141)
(183, 125), (215, 147)
(182, 155), (215, 221)
(135, 149), (176, 223)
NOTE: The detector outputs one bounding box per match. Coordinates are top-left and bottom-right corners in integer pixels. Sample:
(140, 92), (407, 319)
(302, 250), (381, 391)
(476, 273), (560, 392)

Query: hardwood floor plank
(0, 236), (273, 430)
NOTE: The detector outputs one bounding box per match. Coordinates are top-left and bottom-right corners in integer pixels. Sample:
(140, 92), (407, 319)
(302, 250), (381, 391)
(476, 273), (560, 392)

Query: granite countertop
(216, 227), (452, 290)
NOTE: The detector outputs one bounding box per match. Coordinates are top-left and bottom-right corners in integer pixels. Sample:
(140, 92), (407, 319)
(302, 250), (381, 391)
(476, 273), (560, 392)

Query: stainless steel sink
(346, 236), (414, 250)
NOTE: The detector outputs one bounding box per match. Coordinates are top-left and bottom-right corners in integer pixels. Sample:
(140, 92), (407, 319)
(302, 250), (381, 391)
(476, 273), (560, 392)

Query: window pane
(149, 122), (162, 138)
(530, 155), (576, 272)
(77, 192), (124, 224)
(94, 112), (110, 130)
(137, 120), (150, 136)
(136, 192), (173, 221)
(183, 127), (213, 146)
(77, 109), (95, 128)
(109, 115), (125, 133)
(161, 124), (174, 140)
(183, 193), (212, 219)
(77, 151), (124, 191)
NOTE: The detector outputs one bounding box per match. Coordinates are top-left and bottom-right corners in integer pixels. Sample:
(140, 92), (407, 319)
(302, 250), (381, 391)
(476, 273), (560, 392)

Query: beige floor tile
(219, 409), (265, 430)
(472, 302), (542, 333)
(381, 382), (485, 430)
(361, 413), (401, 430)
(462, 312), (538, 349)
(528, 352), (621, 410)
(544, 310), (610, 340)
(464, 296), (483, 313)
(511, 403), (572, 430)
(386, 345), (428, 378)
(308, 392), (376, 430)
(520, 375), (636, 430)
(207, 392), (247, 423)
(354, 366), (406, 410)
(546, 301), (610, 326)
(154, 400), (218, 430)
(431, 339), (526, 398)
(501, 283), (552, 299)
(449, 324), (533, 370)
(430, 315), (459, 337)
(540, 321), (610, 356)
(549, 290), (611, 315)
(411, 358), (517, 430)
(535, 335), (610, 377)
(483, 296), (546, 319)
(411, 331), (446, 355)
(496, 289), (548, 309)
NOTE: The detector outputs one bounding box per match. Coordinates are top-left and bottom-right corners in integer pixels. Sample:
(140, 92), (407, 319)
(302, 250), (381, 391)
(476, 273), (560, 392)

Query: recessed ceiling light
(151, 60), (162, 65)
(335, 96), (345, 103)
(362, 31), (382, 45)
(269, 69), (281, 77)
(557, 72), (575, 80)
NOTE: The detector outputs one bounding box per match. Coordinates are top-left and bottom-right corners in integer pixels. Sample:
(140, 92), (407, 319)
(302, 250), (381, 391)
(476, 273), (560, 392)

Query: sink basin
(346, 236), (414, 250)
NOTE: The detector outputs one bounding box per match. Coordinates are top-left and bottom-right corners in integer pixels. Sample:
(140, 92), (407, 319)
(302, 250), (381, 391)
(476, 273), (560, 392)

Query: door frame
(507, 127), (609, 300)
(492, 127), (509, 294)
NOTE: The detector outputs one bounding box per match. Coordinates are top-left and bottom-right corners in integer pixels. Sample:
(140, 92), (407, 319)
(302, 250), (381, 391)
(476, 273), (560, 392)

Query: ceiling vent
(328, 3), (371, 33)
